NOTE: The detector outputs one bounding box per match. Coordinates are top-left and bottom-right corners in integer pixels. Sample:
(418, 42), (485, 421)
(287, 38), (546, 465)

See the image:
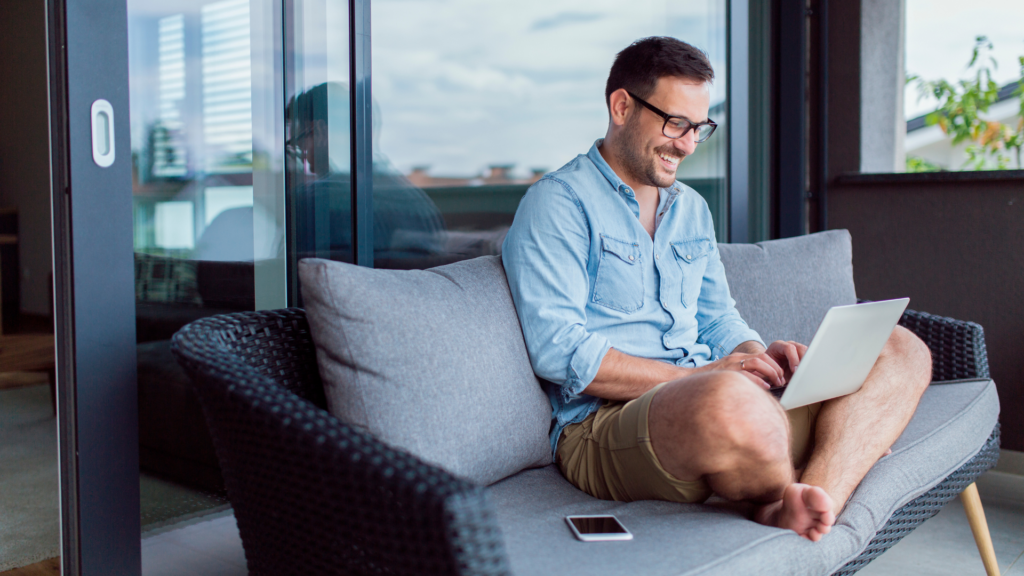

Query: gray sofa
(172, 229), (1000, 575)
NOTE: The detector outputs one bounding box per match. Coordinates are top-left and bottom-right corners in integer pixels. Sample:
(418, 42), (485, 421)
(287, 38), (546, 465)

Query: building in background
(905, 81), (1022, 171)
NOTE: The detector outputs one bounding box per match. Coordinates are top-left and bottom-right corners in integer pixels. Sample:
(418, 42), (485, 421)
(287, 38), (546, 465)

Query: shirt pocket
(592, 235), (644, 314)
(671, 238), (714, 308)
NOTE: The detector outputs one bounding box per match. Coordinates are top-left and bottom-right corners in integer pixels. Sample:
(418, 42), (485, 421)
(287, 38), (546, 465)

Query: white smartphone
(565, 515), (633, 542)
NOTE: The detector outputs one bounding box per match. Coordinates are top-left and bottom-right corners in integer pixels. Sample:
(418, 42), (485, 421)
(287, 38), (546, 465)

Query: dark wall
(825, 0), (860, 177)
(829, 172), (1024, 450)
(0, 0), (53, 317)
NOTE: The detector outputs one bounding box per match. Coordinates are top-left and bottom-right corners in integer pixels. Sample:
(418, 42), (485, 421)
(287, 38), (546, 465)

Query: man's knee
(885, 326), (933, 386)
(690, 372), (791, 468)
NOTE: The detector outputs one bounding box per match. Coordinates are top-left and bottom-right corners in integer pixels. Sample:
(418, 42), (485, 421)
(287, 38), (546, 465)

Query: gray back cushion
(719, 230), (857, 345)
(299, 255), (552, 486)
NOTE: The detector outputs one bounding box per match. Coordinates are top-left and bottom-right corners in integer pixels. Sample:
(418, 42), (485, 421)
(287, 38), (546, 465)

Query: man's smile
(657, 152), (681, 171)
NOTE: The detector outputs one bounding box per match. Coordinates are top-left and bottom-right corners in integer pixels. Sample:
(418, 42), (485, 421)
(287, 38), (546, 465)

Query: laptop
(773, 298), (910, 410)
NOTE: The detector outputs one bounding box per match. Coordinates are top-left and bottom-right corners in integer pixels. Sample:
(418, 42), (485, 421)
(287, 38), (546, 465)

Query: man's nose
(673, 132), (698, 155)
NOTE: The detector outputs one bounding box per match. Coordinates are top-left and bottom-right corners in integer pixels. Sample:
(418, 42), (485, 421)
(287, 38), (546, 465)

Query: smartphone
(565, 515), (633, 542)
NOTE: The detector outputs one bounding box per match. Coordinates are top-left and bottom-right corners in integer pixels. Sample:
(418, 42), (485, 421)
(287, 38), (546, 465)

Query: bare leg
(646, 370), (834, 542)
(648, 370), (793, 501)
(648, 329), (929, 544)
(786, 326), (932, 518)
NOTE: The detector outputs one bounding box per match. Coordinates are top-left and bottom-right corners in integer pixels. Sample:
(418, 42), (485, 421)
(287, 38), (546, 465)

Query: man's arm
(584, 348), (690, 401)
(585, 340), (804, 402)
(502, 178), (612, 397)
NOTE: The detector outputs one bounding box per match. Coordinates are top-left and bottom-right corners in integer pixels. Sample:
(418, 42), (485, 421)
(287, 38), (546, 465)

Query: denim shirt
(501, 140), (764, 458)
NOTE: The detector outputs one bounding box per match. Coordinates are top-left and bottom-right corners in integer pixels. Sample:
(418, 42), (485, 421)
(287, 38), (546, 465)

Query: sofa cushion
(719, 230), (857, 346)
(487, 378), (999, 576)
(299, 255), (551, 486)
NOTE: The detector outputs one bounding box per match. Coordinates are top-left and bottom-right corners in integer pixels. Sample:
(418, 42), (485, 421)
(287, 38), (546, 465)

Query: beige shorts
(555, 382), (821, 503)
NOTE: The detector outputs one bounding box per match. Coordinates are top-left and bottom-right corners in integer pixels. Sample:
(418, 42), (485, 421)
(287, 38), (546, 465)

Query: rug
(0, 384), (231, 571)
(0, 385), (60, 571)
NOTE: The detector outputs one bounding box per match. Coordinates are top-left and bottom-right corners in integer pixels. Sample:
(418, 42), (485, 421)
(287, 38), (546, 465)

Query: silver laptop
(777, 298), (910, 410)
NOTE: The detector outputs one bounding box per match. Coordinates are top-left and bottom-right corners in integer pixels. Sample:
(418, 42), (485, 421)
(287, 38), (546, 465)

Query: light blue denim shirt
(501, 140), (765, 458)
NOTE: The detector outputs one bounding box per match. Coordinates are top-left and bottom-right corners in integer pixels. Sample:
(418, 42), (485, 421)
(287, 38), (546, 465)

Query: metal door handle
(90, 99), (115, 168)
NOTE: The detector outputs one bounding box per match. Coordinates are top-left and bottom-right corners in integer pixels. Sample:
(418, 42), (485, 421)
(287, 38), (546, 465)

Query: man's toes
(802, 485), (833, 514)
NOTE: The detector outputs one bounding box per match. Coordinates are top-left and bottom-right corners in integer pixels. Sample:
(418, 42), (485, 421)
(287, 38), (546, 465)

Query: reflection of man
(287, 82), (446, 267)
(501, 37), (931, 541)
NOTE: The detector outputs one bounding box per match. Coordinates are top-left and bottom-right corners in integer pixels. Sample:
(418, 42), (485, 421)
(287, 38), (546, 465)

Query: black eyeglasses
(626, 91), (717, 143)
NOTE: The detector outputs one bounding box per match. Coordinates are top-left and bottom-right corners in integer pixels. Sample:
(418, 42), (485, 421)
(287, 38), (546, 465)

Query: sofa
(171, 229), (1000, 575)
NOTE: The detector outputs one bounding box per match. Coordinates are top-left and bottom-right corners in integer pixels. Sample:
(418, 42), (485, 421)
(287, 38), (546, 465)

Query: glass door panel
(371, 0), (730, 269)
(283, 0), (730, 275)
(126, 0), (286, 533)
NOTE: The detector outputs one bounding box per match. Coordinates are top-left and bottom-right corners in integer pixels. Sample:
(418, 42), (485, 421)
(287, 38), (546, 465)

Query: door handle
(90, 99), (115, 168)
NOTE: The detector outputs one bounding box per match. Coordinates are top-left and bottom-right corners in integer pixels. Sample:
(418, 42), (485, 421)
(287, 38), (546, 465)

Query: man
(500, 37), (931, 542)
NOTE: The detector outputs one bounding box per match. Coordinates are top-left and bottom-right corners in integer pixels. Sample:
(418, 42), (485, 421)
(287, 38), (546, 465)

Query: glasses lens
(694, 123), (715, 143)
(663, 119), (687, 139)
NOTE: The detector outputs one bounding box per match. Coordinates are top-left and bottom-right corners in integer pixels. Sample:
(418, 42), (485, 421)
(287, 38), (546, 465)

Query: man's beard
(617, 116), (683, 189)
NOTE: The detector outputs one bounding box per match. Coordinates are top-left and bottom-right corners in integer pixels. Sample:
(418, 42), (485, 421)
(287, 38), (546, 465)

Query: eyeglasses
(626, 91), (717, 143)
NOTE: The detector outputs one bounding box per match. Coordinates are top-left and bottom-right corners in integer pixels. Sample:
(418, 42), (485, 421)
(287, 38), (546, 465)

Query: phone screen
(569, 516), (628, 535)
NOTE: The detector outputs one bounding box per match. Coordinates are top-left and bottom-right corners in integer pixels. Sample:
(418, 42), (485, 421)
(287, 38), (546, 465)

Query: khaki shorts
(556, 382), (821, 503)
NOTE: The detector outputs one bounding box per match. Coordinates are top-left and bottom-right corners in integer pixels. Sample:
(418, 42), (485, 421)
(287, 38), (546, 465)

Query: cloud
(530, 12), (605, 32)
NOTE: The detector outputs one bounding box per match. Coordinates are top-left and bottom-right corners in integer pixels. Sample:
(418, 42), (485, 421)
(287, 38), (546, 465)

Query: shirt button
(686, 255), (692, 260)
(628, 255), (634, 261)
(655, 254), (660, 260)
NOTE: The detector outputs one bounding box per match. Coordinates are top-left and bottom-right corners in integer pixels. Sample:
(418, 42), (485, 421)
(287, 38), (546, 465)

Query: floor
(858, 470), (1024, 576)
(130, 470), (1024, 576)
(142, 512), (247, 576)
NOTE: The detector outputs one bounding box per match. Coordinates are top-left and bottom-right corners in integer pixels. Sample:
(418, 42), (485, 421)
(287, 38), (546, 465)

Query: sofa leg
(961, 482), (999, 576)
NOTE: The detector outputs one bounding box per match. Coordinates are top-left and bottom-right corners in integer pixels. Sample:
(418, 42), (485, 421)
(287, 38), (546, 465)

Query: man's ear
(608, 88), (632, 127)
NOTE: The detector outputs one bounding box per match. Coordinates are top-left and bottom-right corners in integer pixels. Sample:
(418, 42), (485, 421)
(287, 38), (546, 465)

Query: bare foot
(754, 483), (836, 542)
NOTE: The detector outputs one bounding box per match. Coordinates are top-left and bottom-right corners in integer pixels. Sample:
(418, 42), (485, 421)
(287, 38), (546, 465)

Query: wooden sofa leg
(961, 482), (999, 576)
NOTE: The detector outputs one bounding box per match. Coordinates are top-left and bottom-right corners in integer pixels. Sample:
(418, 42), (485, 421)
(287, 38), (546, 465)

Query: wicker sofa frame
(171, 307), (999, 576)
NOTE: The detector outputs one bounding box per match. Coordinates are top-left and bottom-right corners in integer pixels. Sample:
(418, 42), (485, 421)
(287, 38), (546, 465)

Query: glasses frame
(626, 91), (717, 143)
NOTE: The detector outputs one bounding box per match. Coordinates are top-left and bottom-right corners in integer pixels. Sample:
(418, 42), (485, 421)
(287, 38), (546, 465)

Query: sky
(905, 0), (1024, 119)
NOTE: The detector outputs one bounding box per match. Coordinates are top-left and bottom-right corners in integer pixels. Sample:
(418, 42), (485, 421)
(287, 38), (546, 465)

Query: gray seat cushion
(719, 230), (857, 345)
(488, 378), (999, 576)
(299, 255), (551, 486)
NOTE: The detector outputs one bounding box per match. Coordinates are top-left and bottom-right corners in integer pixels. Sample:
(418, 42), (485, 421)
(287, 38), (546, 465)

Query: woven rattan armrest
(897, 308), (989, 382)
(172, 310), (511, 576)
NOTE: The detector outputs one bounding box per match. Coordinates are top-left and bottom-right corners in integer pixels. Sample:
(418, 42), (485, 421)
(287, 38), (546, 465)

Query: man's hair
(605, 37), (714, 108)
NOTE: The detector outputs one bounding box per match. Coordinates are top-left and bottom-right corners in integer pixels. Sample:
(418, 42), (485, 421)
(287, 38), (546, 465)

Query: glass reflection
(285, 1), (461, 271)
(128, 0), (281, 533)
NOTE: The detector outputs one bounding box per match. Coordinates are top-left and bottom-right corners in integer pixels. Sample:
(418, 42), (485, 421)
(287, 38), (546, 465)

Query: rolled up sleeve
(501, 178), (610, 398)
(695, 243), (765, 357)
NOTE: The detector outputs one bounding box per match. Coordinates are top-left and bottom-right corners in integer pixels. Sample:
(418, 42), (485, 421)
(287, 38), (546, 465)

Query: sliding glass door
(52, 0), (288, 572)
(48, 0), (139, 572)
(288, 0), (732, 277)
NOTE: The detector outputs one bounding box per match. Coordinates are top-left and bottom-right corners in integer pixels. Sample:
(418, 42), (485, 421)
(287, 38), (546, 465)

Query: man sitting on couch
(500, 36), (932, 542)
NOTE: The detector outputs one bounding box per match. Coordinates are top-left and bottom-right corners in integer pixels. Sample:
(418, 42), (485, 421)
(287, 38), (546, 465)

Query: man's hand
(703, 340), (807, 390)
(765, 340), (808, 381)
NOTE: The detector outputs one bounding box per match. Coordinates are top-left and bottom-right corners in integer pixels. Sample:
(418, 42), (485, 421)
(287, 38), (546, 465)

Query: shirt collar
(588, 139), (633, 196)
